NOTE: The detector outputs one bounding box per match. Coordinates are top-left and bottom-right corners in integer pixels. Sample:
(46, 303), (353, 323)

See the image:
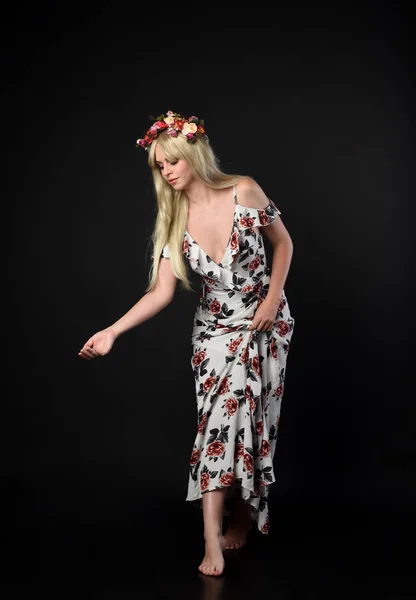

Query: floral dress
(161, 185), (295, 534)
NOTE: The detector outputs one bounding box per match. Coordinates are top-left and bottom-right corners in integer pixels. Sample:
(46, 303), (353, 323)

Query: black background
(3, 0), (414, 595)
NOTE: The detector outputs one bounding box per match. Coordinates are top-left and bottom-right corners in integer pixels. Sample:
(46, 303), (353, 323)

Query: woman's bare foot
(224, 524), (251, 549)
(224, 497), (252, 549)
(198, 532), (226, 576)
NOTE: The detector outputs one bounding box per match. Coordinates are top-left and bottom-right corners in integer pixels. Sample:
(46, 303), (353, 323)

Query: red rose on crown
(136, 111), (208, 151)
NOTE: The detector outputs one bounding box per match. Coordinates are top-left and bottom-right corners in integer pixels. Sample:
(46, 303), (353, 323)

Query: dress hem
(185, 477), (273, 534)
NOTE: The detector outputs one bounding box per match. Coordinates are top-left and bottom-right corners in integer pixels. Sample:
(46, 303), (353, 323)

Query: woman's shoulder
(235, 176), (270, 209)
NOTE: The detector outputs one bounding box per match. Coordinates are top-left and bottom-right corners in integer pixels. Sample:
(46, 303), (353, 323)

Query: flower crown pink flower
(136, 110), (207, 151)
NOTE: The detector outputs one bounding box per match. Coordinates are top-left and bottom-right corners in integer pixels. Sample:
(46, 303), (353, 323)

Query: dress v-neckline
(185, 203), (238, 268)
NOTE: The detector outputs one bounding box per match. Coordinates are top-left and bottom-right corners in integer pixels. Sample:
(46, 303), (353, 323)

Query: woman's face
(154, 144), (194, 191)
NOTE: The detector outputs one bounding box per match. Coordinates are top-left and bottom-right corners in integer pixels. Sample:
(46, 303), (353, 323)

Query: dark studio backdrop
(3, 0), (414, 576)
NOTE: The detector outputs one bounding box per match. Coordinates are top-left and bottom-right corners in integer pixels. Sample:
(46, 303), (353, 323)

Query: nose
(165, 163), (173, 177)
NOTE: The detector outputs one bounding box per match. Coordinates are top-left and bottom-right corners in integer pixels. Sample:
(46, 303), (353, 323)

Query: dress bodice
(162, 195), (281, 296)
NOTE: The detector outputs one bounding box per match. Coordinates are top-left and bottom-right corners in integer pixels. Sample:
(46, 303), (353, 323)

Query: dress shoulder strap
(232, 184), (238, 204)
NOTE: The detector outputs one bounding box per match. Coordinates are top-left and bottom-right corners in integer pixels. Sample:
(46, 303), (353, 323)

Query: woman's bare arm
(107, 257), (177, 338)
(79, 257), (177, 359)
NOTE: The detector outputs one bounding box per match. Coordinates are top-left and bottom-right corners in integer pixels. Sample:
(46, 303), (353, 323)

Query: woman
(79, 111), (295, 576)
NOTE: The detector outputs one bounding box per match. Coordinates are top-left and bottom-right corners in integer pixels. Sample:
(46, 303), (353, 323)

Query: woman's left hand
(249, 297), (282, 332)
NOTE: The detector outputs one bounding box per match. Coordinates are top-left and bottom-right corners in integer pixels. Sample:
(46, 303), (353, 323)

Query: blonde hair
(144, 131), (241, 292)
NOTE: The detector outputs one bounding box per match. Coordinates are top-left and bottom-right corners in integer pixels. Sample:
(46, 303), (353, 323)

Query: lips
(168, 178), (178, 184)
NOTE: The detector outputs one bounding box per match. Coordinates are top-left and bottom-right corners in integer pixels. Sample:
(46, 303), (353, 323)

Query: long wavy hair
(145, 130), (241, 292)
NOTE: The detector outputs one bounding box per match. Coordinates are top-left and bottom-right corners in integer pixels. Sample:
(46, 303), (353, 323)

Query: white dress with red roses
(161, 185), (295, 534)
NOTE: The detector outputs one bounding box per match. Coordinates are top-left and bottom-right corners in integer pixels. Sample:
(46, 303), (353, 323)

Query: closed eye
(156, 160), (178, 170)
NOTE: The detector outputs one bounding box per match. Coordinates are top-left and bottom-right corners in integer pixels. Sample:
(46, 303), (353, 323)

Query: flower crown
(136, 110), (207, 151)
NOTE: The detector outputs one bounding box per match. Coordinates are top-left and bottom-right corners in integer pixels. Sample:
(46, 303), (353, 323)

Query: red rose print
(260, 519), (271, 534)
(258, 210), (269, 226)
(278, 298), (285, 312)
(243, 453), (253, 473)
(249, 397), (256, 412)
(218, 377), (230, 395)
(253, 281), (263, 296)
(245, 384), (252, 400)
(270, 338), (278, 359)
(219, 472), (234, 486)
(274, 384), (283, 397)
(242, 284), (253, 293)
(210, 299), (221, 314)
(205, 285), (211, 294)
(225, 397), (238, 416)
(252, 355), (261, 377)
(240, 216), (255, 228)
(249, 255), (261, 270)
(201, 471), (210, 491)
(256, 421), (263, 435)
(190, 449), (201, 465)
(230, 231), (239, 251)
(183, 239), (189, 253)
(192, 350), (207, 366)
(259, 440), (270, 457)
(277, 320), (290, 336)
(228, 335), (243, 354)
(207, 441), (225, 457)
(205, 276), (216, 285)
(240, 345), (249, 363)
(234, 443), (244, 458)
(203, 376), (216, 392)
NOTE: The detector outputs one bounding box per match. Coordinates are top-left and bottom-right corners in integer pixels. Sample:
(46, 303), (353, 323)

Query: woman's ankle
(204, 527), (223, 540)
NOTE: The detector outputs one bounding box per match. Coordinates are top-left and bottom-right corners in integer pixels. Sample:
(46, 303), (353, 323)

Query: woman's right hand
(78, 328), (116, 360)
